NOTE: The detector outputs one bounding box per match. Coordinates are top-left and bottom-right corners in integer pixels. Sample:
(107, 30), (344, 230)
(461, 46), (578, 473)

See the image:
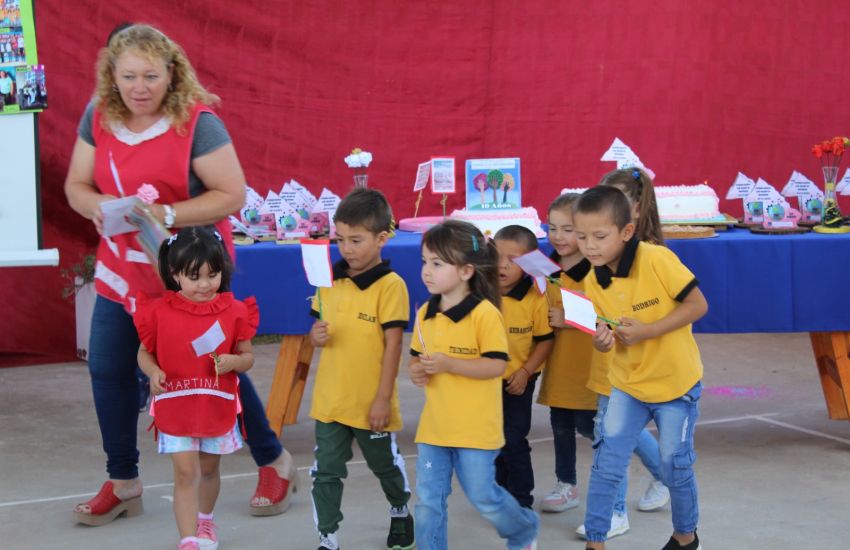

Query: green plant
(61, 254), (96, 299)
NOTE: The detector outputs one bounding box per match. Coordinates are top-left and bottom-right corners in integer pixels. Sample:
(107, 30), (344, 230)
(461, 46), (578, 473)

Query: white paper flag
(192, 320), (226, 357)
(511, 250), (561, 295)
(301, 239), (334, 288)
(560, 289), (597, 335)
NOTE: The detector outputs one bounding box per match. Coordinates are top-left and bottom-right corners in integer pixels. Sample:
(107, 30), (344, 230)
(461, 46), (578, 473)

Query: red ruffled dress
(133, 291), (259, 443)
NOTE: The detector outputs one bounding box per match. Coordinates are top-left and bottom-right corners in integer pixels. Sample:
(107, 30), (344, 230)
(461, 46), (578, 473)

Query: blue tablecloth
(232, 228), (850, 335)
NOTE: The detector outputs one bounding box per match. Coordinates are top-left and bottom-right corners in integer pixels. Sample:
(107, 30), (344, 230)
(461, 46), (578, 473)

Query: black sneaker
(661, 531), (701, 550)
(386, 512), (415, 550)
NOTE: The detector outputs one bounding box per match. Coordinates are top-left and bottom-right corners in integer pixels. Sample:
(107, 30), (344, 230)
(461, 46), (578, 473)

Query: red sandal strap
(252, 466), (290, 504)
(81, 481), (123, 516)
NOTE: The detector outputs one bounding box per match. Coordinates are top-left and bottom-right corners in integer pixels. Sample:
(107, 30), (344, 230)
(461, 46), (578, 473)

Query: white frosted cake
(655, 184), (724, 222)
(560, 184), (725, 223)
(450, 207), (545, 237)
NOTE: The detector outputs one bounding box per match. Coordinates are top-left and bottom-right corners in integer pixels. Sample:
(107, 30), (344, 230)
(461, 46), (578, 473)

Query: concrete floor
(1, 333), (849, 549)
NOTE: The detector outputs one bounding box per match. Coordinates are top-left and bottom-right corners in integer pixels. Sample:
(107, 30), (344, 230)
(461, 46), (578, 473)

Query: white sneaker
(575, 512), (630, 540)
(638, 479), (670, 512)
(540, 481), (579, 513)
(318, 532), (339, 550)
(520, 539), (538, 550)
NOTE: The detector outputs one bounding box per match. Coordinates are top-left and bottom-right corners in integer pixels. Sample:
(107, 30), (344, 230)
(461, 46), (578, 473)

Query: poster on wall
(1, 0), (42, 115)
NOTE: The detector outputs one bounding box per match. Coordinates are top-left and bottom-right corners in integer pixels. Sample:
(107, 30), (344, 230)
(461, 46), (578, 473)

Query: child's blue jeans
(585, 383), (701, 542)
(595, 393), (664, 514)
(415, 443), (539, 550)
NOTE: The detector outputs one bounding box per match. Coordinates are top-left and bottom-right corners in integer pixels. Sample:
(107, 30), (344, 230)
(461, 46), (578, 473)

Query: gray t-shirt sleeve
(188, 112), (233, 197)
(191, 112), (232, 157)
(78, 101), (96, 146)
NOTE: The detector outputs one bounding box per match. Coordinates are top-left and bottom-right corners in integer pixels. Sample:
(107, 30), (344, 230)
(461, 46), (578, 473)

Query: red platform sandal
(73, 481), (144, 526)
(249, 464), (298, 516)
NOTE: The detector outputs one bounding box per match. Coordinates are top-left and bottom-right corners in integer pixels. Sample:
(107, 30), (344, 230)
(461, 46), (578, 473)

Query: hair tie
(471, 234), (479, 252)
(632, 169), (641, 181)
(167, 234), (178, 246)
(213, 230), (223, 242)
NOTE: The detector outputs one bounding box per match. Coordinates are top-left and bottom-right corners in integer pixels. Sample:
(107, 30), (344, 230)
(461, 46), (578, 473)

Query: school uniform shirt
(309, 260), (409, 432)
(501, 276), (554, 379)
(537, 258), (599, 410)
(133, 291), (259, 437)
(410, 295), (509, 450)
(583, 239), (703, 403)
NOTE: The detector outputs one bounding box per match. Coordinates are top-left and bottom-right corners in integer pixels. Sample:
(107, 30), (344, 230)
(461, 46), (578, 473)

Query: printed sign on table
(431, 157), (456, 194)
(464, 158), (522, 210)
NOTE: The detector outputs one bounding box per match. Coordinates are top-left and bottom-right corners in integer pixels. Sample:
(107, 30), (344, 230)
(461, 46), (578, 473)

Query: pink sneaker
(196, 518), (219, 549)
(178, 539), (200, 550)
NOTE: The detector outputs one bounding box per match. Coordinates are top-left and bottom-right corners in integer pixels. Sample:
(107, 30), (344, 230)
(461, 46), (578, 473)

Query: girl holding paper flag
(134, 227), (258, 549)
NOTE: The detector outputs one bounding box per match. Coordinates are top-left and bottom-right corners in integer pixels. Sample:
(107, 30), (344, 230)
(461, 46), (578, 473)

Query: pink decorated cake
(561, 184), (724, 223)
(655, 184), (724, 222)
(398, 207), (545, 237)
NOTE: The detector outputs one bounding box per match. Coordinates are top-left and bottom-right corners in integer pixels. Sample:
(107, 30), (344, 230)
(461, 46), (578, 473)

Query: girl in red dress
(135, 226), (258, 550)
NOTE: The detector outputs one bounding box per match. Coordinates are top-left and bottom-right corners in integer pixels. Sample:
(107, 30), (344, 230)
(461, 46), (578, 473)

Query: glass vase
(353, 168), (368, 188)
(821, 165), (842, 228)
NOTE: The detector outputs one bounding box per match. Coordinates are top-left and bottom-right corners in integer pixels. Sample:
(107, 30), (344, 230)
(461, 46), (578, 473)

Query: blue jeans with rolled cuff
(584, 383), (701, 542)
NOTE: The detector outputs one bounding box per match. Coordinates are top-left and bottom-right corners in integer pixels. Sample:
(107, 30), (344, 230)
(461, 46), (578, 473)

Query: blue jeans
(595, 394), (664, 514)
(585, 383), (701, 542)
(415, 444), (539, 550)
(495, 373), (539, 508)
(549, 407), (595, 486)
(88, 296), (283, 478)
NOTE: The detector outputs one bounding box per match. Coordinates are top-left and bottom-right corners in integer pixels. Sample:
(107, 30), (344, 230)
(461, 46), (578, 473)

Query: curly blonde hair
(94, 24), (219, 134)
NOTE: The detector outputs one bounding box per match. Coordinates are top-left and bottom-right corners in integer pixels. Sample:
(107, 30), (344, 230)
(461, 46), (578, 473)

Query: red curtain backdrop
(3, 0), (850, 366)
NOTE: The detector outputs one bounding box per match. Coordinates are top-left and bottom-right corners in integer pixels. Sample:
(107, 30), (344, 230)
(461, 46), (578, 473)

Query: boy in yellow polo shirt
(308, 188), (413, 550)
(492, 225), (554, 509)
(573, 186), (707, 550)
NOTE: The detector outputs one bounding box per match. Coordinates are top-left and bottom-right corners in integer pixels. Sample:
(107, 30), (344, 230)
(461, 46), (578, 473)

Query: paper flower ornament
(344, 148), (373, 168)
(136, 183), (160, 205)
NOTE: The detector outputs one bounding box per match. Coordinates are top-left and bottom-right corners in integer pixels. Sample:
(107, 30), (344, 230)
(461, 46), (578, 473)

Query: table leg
(809, 331), (850, 421)
(265, 334), (315, 436)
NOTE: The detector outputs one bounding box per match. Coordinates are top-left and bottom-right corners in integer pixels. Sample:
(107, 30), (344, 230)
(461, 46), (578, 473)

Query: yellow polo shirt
(310, 260), (409, 431)
(410, 295), (509, 450)
(537, 258), (598, 410)
(501, 276), (554, 379)
(583, 239), (703, 403)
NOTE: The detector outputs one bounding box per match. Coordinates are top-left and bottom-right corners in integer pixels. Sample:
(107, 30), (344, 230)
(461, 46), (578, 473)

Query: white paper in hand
(101, 196), (141, 237)
(512, 250), (561, 279)
(192, 320), (226, 357)
(560, 288), (597, 335)
(301, 239), (334, 288)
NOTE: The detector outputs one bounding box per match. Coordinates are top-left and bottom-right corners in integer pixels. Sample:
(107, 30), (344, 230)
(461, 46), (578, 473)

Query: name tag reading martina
(192, 320), (226, 357)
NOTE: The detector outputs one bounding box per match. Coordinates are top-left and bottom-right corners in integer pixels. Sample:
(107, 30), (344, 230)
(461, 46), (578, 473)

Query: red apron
(91, 104), (235, 312)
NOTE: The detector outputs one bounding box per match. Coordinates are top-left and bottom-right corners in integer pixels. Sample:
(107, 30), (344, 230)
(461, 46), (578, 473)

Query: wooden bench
(810, 331), (850, 421)
(264, 335), (314, 436)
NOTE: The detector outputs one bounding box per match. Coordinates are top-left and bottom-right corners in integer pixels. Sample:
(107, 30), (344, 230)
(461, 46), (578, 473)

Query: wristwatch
(163, 204), (176, 228)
